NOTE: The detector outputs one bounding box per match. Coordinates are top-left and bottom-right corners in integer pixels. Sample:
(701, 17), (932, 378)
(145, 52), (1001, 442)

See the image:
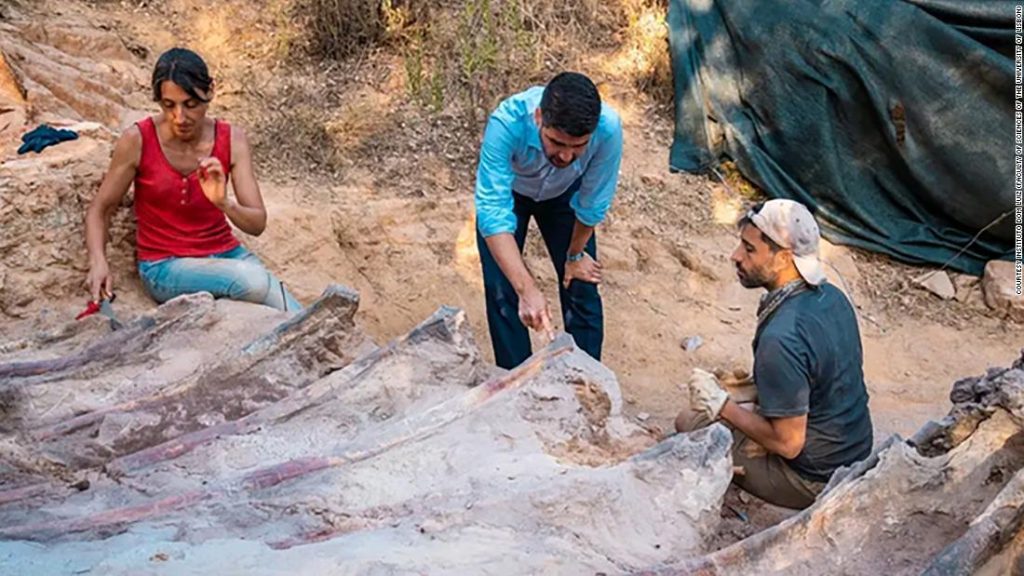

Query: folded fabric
(17, 124), (79, 154)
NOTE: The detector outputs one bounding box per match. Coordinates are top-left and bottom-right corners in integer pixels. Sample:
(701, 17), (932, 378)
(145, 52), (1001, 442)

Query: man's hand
(86, 258), (113, 303)
(518, 284), (554, 342)
(688, 368), (729, 421)
(563, 253), (602, 289)
(197, 156), (229, 210)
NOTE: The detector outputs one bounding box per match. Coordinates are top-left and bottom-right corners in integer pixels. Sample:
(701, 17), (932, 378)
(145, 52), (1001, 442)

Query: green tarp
(668, 0), (1015, 275)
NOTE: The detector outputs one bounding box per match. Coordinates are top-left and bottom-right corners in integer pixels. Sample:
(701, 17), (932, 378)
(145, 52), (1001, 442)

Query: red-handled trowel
(75, 294), (125, 330)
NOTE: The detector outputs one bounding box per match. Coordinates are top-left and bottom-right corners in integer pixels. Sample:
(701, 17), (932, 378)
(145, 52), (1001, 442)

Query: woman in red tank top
(84, 48), (300, 311)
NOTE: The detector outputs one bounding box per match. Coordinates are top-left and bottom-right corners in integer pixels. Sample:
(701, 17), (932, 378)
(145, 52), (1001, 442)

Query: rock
(416, 518), (445, 535)
(0, 137), (132, 317)
(640, 173), (666, 188)
(681, 335), (704, 352)
(913, 271), (956, 300)
(0, 15), (149, 320)
(952, 274), (980, 303)
(982, 260), (1024, 321)
(820, 241), (861, 299)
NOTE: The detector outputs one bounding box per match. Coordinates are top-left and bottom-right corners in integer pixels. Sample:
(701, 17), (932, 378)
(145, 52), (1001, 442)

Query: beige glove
(688, 368), (729, 421)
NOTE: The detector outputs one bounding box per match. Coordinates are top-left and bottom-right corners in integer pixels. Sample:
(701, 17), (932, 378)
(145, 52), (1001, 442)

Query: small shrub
(295, 0), (387, 60)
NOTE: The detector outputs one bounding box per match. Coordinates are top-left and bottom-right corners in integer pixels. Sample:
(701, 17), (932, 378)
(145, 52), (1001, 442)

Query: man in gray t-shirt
(678, 199), (873, 509)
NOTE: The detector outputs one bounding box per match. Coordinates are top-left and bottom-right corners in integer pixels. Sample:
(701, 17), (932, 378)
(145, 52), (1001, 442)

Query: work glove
(687, 368), (729, 422)
(17, 125), (79, 155)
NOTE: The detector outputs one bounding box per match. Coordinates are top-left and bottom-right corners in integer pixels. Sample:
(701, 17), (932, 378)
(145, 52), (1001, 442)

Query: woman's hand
(86, 257), (113, 302)
(198, 156), (229, 210)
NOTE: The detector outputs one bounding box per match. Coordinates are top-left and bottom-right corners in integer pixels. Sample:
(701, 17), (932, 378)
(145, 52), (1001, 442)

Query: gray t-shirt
(753, 282), (873, 482)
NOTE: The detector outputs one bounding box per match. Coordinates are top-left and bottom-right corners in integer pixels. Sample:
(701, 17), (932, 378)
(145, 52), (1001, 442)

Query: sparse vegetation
(290, 0), (664, 116)
(231, 0), (671, 175)
(293, 0), (391, 59)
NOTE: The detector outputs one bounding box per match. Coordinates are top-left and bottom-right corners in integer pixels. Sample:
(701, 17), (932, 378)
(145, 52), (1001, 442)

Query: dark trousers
(476, 188), (603, 369)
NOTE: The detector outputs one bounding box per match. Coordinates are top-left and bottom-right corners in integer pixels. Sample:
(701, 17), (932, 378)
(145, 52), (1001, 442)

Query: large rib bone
(262, 427), (731, 572)
(0, 293), (215, 383)
(223, 332), (574, 494)
(921, 467), (1024, 575)
(0, 336), (732, 576)
(0, 335), (570, 541)
(36, 285), (369, 469)
(107, 305), (481, 475)
(1, 306), (475, 519)
(0, 314), (110, 360)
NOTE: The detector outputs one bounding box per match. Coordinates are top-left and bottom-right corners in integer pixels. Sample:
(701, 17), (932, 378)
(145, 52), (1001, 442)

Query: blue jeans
(138, 246), (303, 311)
(477, 184), (603, 369)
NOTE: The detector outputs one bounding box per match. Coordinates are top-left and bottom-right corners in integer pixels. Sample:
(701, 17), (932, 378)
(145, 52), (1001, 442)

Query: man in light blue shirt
(475, 72), (623, 368)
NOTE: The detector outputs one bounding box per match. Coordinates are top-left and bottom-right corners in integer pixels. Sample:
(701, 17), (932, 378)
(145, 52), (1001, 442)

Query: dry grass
(394, 0), (628, 120)
(717, 160), (766, 201)
(197, 0), (676, 177)
(238, 57), (400, 178)
(292, 0), (392, 59)
(289, 0), (665, 118)
(607, 0), (673, 105)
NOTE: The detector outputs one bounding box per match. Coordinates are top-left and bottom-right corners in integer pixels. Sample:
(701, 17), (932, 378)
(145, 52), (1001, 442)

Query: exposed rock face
(982, 260), (1024, 322)
(0, 10), (149, 319)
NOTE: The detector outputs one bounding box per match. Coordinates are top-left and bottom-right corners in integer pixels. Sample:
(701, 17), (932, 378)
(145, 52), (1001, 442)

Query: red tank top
(133, 116), (240, 261)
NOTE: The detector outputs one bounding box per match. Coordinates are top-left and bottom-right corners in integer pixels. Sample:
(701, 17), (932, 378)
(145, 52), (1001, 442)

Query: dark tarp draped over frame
(667, 0), (1015, 275)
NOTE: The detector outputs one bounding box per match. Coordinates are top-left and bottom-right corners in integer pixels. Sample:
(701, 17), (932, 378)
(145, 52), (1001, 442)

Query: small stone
(150, 553), (169, 562)
(418, 519), (443, 534)
(913, 271), (955, 300)
(680, 335), (704, 352)
(954, 275), (978, 303)
(738, 491), (751, 504)
(982, 260), (1024, 321)
(636, 412), (650, 422)
(640, 173), (666, 188)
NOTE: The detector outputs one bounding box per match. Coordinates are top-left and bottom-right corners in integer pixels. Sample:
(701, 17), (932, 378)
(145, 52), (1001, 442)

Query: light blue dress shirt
(475, 86), (623, 237)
